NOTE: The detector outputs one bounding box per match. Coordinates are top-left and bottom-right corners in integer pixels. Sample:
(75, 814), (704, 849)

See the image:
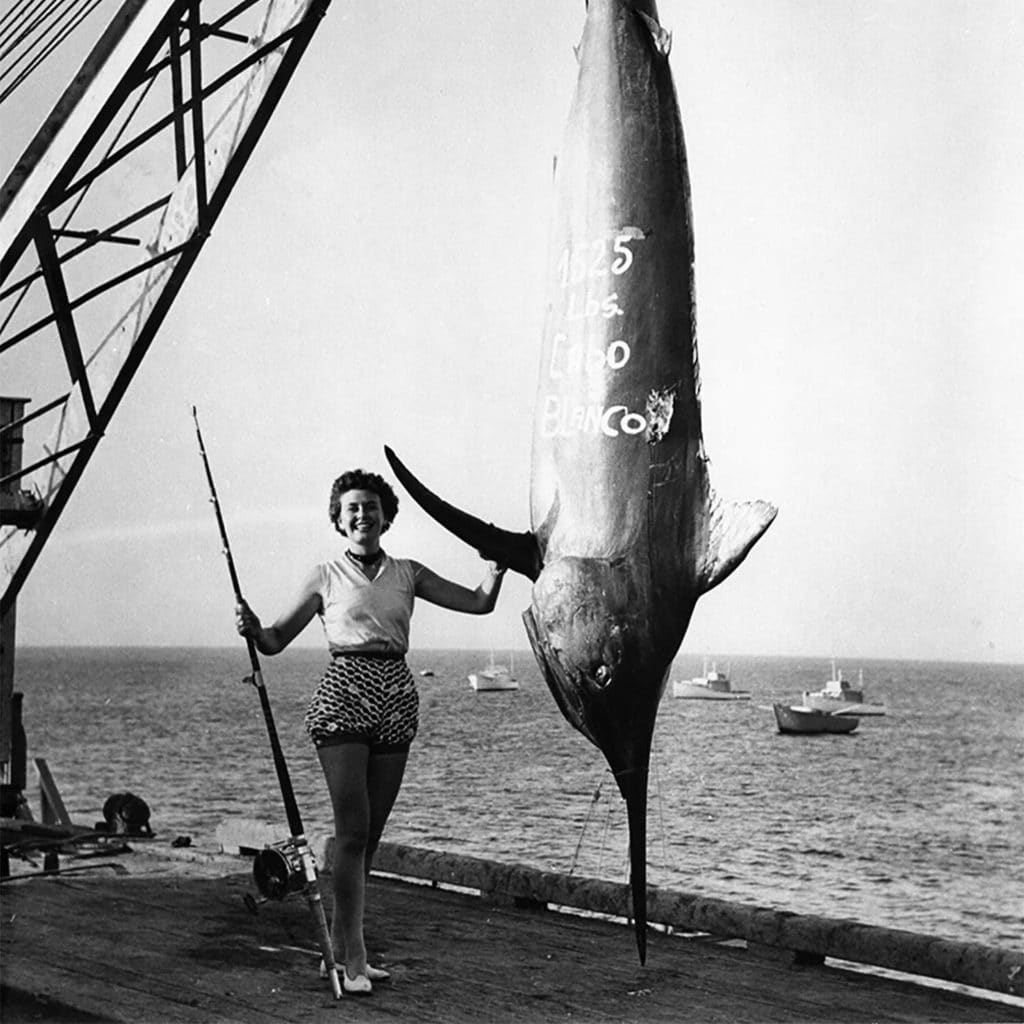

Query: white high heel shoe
(340, 968), (372, 995)
(319, 959), (390, 986)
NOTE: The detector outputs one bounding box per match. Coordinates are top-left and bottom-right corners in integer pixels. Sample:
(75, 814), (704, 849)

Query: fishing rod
(192, 407), (341, 1001)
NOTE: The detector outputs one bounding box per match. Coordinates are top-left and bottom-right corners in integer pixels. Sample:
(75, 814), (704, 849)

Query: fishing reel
(243, 838), (309, 913)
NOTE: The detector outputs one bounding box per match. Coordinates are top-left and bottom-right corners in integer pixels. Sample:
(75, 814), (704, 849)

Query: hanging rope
(650, 733), (668, 871)
(596, 785), (614, 877)
(572, 744), (670, 887)
(568, 775), (607, 876)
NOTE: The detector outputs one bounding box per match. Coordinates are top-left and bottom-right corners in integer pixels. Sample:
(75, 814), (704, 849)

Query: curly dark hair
(328, 469), (399, 535)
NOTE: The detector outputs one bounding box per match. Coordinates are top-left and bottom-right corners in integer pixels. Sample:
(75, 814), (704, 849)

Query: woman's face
(338, 488), (385, 545)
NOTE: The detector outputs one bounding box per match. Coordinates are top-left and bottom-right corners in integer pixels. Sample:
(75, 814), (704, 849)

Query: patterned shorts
(304, 653), (419, 753)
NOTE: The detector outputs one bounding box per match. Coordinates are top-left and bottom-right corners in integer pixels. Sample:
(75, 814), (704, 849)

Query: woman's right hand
(235, 601), (262, 639)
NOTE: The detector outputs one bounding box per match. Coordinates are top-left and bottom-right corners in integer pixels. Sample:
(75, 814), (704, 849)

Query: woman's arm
(236, 566), (322, 655)
(414, 560), (506, 614)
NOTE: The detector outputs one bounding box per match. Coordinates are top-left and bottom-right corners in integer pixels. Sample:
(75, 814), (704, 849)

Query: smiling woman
(234, 466), (506, 995)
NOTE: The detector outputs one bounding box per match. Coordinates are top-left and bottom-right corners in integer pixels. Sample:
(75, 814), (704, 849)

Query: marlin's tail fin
(383, 446), (542, 581)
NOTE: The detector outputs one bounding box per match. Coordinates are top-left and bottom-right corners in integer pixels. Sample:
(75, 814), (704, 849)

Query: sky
(2, 0), (1022, 664)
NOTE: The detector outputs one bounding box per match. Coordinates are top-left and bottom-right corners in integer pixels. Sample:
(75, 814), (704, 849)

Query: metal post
(1, 396), (32, 790)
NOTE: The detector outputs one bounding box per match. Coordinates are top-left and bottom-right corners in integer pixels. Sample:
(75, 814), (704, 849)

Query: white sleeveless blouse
(315, 555), (421, 654)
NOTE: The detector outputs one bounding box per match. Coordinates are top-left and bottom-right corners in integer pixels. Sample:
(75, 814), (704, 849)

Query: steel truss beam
(0, 0), (332, 615)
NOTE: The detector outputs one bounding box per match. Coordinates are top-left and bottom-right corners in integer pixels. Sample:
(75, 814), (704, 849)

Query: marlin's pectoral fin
(384, 446), (542, 581)
(699, 494), (778, 595)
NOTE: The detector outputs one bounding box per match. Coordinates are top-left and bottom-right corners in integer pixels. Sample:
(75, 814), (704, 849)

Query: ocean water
(10, 646), (1024, 950)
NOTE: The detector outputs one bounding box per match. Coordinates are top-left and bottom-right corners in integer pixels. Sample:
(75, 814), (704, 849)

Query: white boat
(801, 661), (886, 716)
(468, 651), (519, 692)
(671, 660), (749, 700)
(772, 702), (859, 735)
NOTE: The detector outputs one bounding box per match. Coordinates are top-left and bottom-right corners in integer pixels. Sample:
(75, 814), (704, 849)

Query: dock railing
(341, 841), (1023, 998)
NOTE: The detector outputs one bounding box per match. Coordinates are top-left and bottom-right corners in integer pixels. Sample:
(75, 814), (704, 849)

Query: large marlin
(385, 0), (776, 962)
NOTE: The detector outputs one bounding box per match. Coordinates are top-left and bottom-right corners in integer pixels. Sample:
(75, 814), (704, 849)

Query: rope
(651, 734), (668, 870)
(0, 0), (77, 65)
(596, 789), (613, 877)
(6, 0), (77, 54)
(570, 746), (670, 885)
(0, 0), (35, 36)
(568, 776), (606, 876)
(0, 0), (107, 105)
(0, 0), (54, 54)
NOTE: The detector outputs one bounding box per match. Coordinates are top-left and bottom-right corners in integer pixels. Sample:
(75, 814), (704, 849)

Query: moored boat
(672, 661), (749, 700)
(772, 702), (859, 734)
(802, 661), (886, 716)
(468, 651), (519, 692)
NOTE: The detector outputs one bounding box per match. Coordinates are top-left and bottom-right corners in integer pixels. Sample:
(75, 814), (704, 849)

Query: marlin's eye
(594, 664), (612, 689)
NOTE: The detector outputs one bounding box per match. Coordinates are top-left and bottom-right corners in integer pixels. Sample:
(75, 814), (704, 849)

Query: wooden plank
(33, 758), (72, 826)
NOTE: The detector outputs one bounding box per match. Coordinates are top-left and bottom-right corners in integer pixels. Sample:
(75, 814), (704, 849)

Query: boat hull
(772, 703), (859, 735)
(468, 673), (519, 692)
(672, 682), (750, 700)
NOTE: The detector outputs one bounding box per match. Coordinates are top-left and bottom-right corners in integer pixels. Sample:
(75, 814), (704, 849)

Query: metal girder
(0, 0), (332, 615)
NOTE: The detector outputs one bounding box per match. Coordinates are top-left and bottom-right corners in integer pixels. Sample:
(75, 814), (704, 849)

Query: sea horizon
(12, 643), (1024, 670)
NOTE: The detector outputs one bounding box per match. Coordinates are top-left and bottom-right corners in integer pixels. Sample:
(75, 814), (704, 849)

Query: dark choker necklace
(346, 548), (383, 566)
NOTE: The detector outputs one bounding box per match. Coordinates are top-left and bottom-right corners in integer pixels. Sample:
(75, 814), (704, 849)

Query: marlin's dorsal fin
(384, 447), (542, 581)
(698, 492), (777, 595)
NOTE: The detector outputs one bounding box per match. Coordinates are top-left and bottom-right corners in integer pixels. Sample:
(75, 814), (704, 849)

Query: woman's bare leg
(365, 749), (409, 876)
(317, 742), (371, 975)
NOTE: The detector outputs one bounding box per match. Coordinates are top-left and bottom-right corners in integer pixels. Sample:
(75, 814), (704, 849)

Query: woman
(236, 468), (505, 994)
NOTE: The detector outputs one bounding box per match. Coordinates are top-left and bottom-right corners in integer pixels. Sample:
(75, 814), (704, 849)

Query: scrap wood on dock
(2, 840), (1020, 1023)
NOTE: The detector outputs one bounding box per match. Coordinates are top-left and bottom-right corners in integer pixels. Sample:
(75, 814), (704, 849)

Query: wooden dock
(1, 841), (1020, 1023)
